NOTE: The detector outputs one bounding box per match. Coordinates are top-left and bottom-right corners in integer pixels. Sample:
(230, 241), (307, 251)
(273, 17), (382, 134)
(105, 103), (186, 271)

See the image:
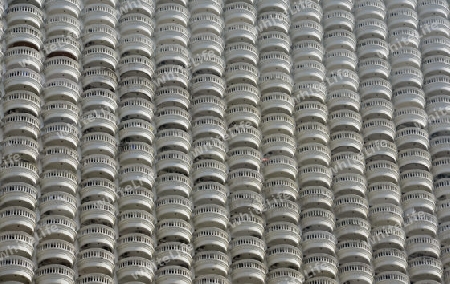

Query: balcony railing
(36, 239), (76, 266)
(192, 181), (226, 205)
(37, 215), (77, 242)
(258, 31), (290, 53)
(155, 23), (189, 47)
(0, 231), (34, 258)
(190, 12), (224, 35)
(117, 233), (155, 259)
(156, 195), (192, 221)
(194, 251), (229, 277)
(369, 203), (403, 227)
(300, 208), (334, 233)
(39, 191), (77, 218)
(157, 219), (193, 244)
(267, 244), (302, 270)
(5, 46), (42, 72)
(303, 254), (338, 279)
(118, 209), (155, 235)
(78, 224), (115, 251)
(79, 201), (116, 228)
(117, 257), (155, 283)
(0, 256), (34, 283)
(0, 206), (36, 234)
(77, 248), (115, 275)
(224, 2), (256, 25)
(6, 24), (43, 49)
(156, 266), (191, 284)
(35, 264), (75, 284)
(231, 259), (266, 284)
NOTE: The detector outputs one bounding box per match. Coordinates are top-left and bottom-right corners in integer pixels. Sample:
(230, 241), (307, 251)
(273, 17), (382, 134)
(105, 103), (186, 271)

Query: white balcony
(425, 75), (450, 97)
(225, 83), (259, 107)
(118, 164), (155, 189)
(1, 161), (39, 185)
(0, 231), (34, 258)
(324, 29), (356, 51)
(360, 77), (392, 101)
(42, 101), (79, 125)
(369, 203), (403, 227)
(398, 148), (431, 171)
(81, 154), (117, 180)
(355, 18), (387, 40)
(258, 31), (290, 53)
(260, 93), (293, 116)
(394, 107), (427, 129)
(118, 142), (154, 167)
(300, 208), (334, 232)
(190, 12), (224, 35)
(80, 201), (115, 227)
(387, 7), (418, 29)
(267, 268), (304, 284)
(0, 256), (34, 283)
(335, 217), (371, 242)
(191, 53), (225, 77)
(79, 178), (116, 204)
(119, 97), (153, 122)
(396, 129), (428, 154)
(5, 46), (42, 72)
(155, 150), (191, 175)
(189, 0), (222, 15)
(6, 24), (42, 50)
(298, 165), (332, 188)
(227, 146), (261, 171)
(156, 64), (189, 88)
(78, 224), (115, 251)
(261, 133), (295, 158)
(293, 60), (325, 82)
(418, 0), (449, 17)
(422, 34), (450, 58)
(334, 194), (368, 219)
(263, 155), (297, 179)
(40, 170), (77, 196)
(303, 254), (338, 279)
(157, 242), (192, 268)
(230, 213), (264, 238)
(432, 157), (450, 178)
(323, 10), (354, 31)
(81, 132), (116, 158)
(326, 69), (359, 92)
(261, 113), (295, 136)
(357, 37), (389, 60)
(155, 86), (189, 110)
(46, 14), (80, 38)
(301, 230), (335, 256)
(371, 225), (405, 250)
(367, 182), (400, 206)
(35, 264), (75, 284)
(193, 159), (227, 184)
(390, 27), (420, 49)
(191, 116), (226, 140)
(117, 257), (155, 283)
(355, 0), (385, 20)
(231, 259), (265, 284)
(229, 190), (263, 214)
(230, 236), (265, 262)
(392, 67), (424, 89)
(290, 20), (323, 42)
(190, 32), (224, 55)
(429, 115), (450, 137)
(392, 88), (425, 111)
(0, 206), (36, 234)
(225, 62), (258, 86)
(296, 142), (330, 166)
(36, 239), (76, 266)
(118, 209), (155, 235)
(3, 113), (39, 140)
(260, 51), (292, 75)
(257, 11), (290, 33)
(191, 74), (226, 98)
(4, 90), (40, 119)
(193, 204), (227, 230)
(82, 45), (118, 69)
(225, 23), (257, 44)
(155, 23), (189, 47)
(406, 235), (440, 259)
(298, 186), (333, 210)
(192, 182), (227, 206)
(4, 68), (42, 94)
(408, 257), (442, 282)
(332, 173), (367, 196)
(0, 182), (36, 210)
(119, 76), (154, 101)
(390, 46), (421, 69)
(373, 248), (407, 273)
(82, 67), (117, 90)
(79, 3), (117, 26)
(156, 195), (191, 221)
(155, 106), (190, 132)
(194, 226), (228, 252)
(156, 266), (191, 284)
(119, 34), (153, 59)
(405, 212), (437, 237)
(325, 49), (357, 72)
(194, 251), (229, 277)
(119, 118), (155, 144)
(119, 12), (153, 37)
(327, 90), (359, 113)
(430, 136), (450, 159)
(322, 0), (353, 11)
(290, 0), (321, 22)
(83, 23), (117, 48)
(39, 191), (77, 218)
(118, 187), (154, 213)
(224, 2), (255, 24)
(359, 58), (390, 80)
(362, 118), (396, 142)
(118, 55), (154, 78)
(117, 233), (155, 259)
(2, 136), (39, 163)
(267, 244), (302, 270)
(156, 172), (191, 199)
(77, 248), (115, 275)
(337, 239), (371, 264)
(37, 215), (77, 242)
(435, 178), (450, 200)
(155, 3), (188, 26)
(374, 271), (409, 284)
(44, 78), (80, 103)
(45, 0), (81, 16)
(330, 130), (363, 153)
(226, 104), (260, 127)
(225, 42), (258, 65)
(328, 109), (362, 132)
(191, 137), (226, 162)
(227, 124), (261, 150)
(338, 263), (373, 284)
(157, 219), (193, 244)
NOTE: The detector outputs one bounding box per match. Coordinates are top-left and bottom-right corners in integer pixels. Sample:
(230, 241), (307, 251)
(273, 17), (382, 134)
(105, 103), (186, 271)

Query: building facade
(0, 0), (449, 283)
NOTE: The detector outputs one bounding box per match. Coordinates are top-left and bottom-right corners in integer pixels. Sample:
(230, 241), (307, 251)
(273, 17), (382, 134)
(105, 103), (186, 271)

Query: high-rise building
(0, 0), (449, 283)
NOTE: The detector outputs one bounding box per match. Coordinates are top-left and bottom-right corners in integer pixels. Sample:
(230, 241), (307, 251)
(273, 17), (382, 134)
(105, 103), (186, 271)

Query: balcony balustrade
(120, 0), (154, 15)
(389, 27), (420, 49)
(44, 78), (80, 103)
(227, 146), (261, 171)
(328, 109), (362, 132)
(373, 248), (407, 273)
(369, 203), (403, 227)
(118, 55), (154, 78)
(230, 236), (265, 261)
(357, 38), (389, 60)
(397, 149), (431, 171)
(362, 118), (396, 142)
(359, 58), (390, 80)
(193, 204), (227, 230)
(4, 68), (42, 94)
(323, 10), (354, 32)
(117, 233), (155, 259)
(42, 101), (79, 125)
(267, 244), (302, 270)
(80, 178), (116, 203)
(7, 3), (45, 28)
(190, 32), (224, 55)
(39, 191), (77, 218)
(432, 157), (450, 178)
(155, 150), (191, 175)
(324, 29), (355, 51)
(0, 206), (36, 234)
(421, 35), (450, 57)
(325, 49), (357, 72)
(82, 67), (117, 91)
(194, 251), (229, 277)
(192, 95), (225, 118)
(41, 170), (77, 195)
(406, 235), (440, 259)
(334, 194), (368, 219)
(330, 130), (363, 154)
(192, 116), (226, 140)
(118, 209), (155, 235)
(435, 178), (450, 199)
(337, 239), (372, 264)
(80, 201), (115, 227)
(257, 11), (290, 33)
(156, 242), (192, 268)
(0, 182), (36, 210)
(77, 248), (114, 275)
(296, 143), (330, 167)
(332, 173), (367, 196)
(338, 263), (373, 284)
(258, 31), (290, 53)
(155, 23), (189, 47)
(326, 69), (359, 92)
(193, 227), (228, 252)
(225, 62), (258, 86)
(190, 12), (224, 36)
(191, 52), (225, 77)
(119, 76), (154, 101)
(119, 34), (154, 59)
(191, 74), (226, 98)
(355, 0), (385, 20)
(82, 45), (118, 69)
(392, 88), (425, 111)
(335, 217), (371, 241)
(405, 211), (437, 237)
(4, 91), (40, 120)
(155, 86), (189, 110)
(298, 164), (332, 188)
(46, 14), (80, 38)
(225, 23), (257, 44)
(387, 7), (418, 29)
(226, 104), (260, 127)
(393, 107), (427, 129)
(5, 47), (42, 72)
(1, 160), (39, 185)
(290, 0), (322, 22)
(261, 133), (295, 158)
(81, 132), (116, 158)
(231, 259), (266, 284)
(155, 173), (190, 199)
(2, 136), (39, 163)
(117, 257), (155, 283)
(155, 4), (189, 26)
(225, 42), (258, 65)
(192, 182), (227, 206)
(290, 20), (323, 42)
(293, 60), (325, 82)
(303, 254), (338, 279)
(118, 142), (154, 167)
(390, 47), (421, 69)
(261, 113), (295, 136)
(259, 51), (291, 74)
(155, 107), (190, 132)
(418, 0), (449, 17)
(230, 212), (264, 238)
(81, 154), (117, 180)
(157, 219), (193, 244)
(360, 78), (392, 101)
(156, 195), (191, 221)
(37, 215), (77, 242)
(45, 0), (81, 17)
(156, 266), (191, 284)
(327, 90), (359, 113)
(118, 187), (153, 213)
(355, 18), (387, 40)
(83, 23), (118, 48)
(0, 256), (34, 283)
(0, 231), (34, 258)
(371, 225), (405, 250)
(429, 115), (450, 137)
(229, 190), (263, 215)
(300, 208), (334, 233)
(421, 15), (450, 37)
(36, 239), (76, 266)
(368, 182), (400, 205)
(6, 24), (43, 50)
(119, 13), (153, 37)
(78, 224), (115, 251)
(225, 83), (259, 107)
(305, 277), (338, 284)
(260, 93), (293, 116)
(118, 163), (155, 189)
(408, 257), (442, 282)
(189, 0), (222, 15)
(35, 264), (75, 284)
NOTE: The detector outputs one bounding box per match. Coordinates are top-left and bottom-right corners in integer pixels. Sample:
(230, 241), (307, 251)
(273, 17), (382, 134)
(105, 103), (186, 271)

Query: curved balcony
(392, 88), (425, 111)
(230, 236), (265, 262)
(119, 12), (153, 36)
(323, 10), (354, 31)
(225, 23), (257, 44)
(332, 173), (367, 196)
(42, 101), (78, 125)
(258, 51), (290, 75)
(225, 84), (259, 109)
(359, 58), (390, 81)
(293, 61), (325, 83)
(155, 107), (189, 132)
(81, 133), (116, 158)
(189, 0), (222, 15)
(290, 20), (323, 42)
(357, 38), (389, 60)
(82, 45), (117, 69)
(225, 42), (258, 66)
(155, 87), (189, 111)
(391, 67), (423, 89)
(155, 23), (189, 47)
(367, 182), (400, 206)
(322, 0), (353, 11)
(337, 239), (371, 264)
(156, 195), (191, 221)
(298, 165), (332, 188)
(81, 4), (117, 27)
(0, 256), (34, 283)
(80, 201), (115, 227)
(418, 0), (449, 17)
(191, 74), (226, 98)
(324, 49), (357, 72)
(355, 0), (385, 20)
(261, 133), (295, 158)
(328, 109), (362, 132)
(156, 266), (191, 284)
(226, 104), (260, 128)
(44, 79), (80, 105)
(82, 67), (117, 91)
(432, 157), (450, 178)
(362, 118), (396, 142)
(119, 98), (153, 123)
(326, 69), (359, 92)
(360, 78), (392, 101)
(154, 3), (188, 26)
(296, 143), (330, 167)
(290, 0), (322, 22)
(303, 254), (338, 279)
(405, 211), (437, 237)
(39, 191), (77, 218)
(36, 239), (75, 266)
(390, 47), (421, 69)
(157, 219), (193, 244)
(46, 14), (80, 38)
(300, 208), (334, 232)
(229, 190), (263, 215)
(2, 136), (39, 164)
(119, 76), (154, 101)
(227, 146), (260, 171)
(427, 96), (450, 121)
(191, 53), (224, 77)
(81, 154), (117, 180)
(78, 224), (115, 251)
(396, 129), (428, 154)
(35, 264), (75, 284)
(387, 7), (418, 29)
(193, 159), (227, 184)
(334, 194), (368, 219)
(118, 209), (155, 235)
(119, 118), (155, 144)
(231, 259), (265, 284)
(37, 215), (77, 242)
(190, 32), (224, 55)
(155, 172), (190, 198)
(191, 137), (226, 162)
(227, 168), (262, 193)
(118, 55), (154, 79)
(190, 12), (224, 35)
(422, 35), (450, 60)
(0, 182), (36, 210)
(408, 257), (442, 282)
(192, 182), (226, 205)
(5, 46), (42, 73)
(77, 248), (114, 275)
(118, 142), (154, 167)
(225, 62), (258, 86)
(118, 187), (154, 213)
(0, 206), (35, 234)
(326, 90), (359, 113)
(44, 34), (80, 59)
(157, 243), (191, 268)
(324, 29), (355, 51)
(0, 160), (39, 185)
(369, 203), (403, 227)
(4, 67), (42, 94)
(83, 24), (117, 48)
(117, 233), (155, 259)
(370, 225), (405, 250)
(79, 178), (115, 203)
(230, 213), (264, 238)
(6, 91), (38, 122)
(339, 263), (373, 284)
(119, 35), (153, 61)
(40, 169), (77, 196)
(192, 116), (226, 140)
(335, 217), (371, 241)
(406, 235), (440, 259)
(429, 115), (450, 137)
(390, 28), (420, 50)
(3, 113), (37, 140)
(398, 148), (431, 171)
(228, 125), (261, 150)
(155, 150), (191, 175)
(298, 186), (333, 210)
(430, 136), (450, 159)
(435, 178), (450, 200)
(330, 130), (363, 153)
(261, 113), (295, 136)
(6, 4), (43, 28)
(355, 18), (387, 40)
(393, 107), (427, 129)
(118, 163), (155, 189)
(267, 245), (302, 270)
(194, 251), (228, 277)
(194, 227), (228, 252)
(224, 2), (255, 25)
(0, 231), (34, 258)
(424, 75), (450, 97)
(6, 24), (42, 50)
(374, 271), (409, 284)
(301, 230), (335, 256)
(263, 155), (297, 179)
(257, 11), (290, 33)
(117, 257), (155, 283)
(373, 248), (407, 273)
(258, 31), (290, 54)
(155, 64), (189, 89)
(267, 268), (304, 284)
(260, 93), (293, 116)
(193, 204), (227, 230)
